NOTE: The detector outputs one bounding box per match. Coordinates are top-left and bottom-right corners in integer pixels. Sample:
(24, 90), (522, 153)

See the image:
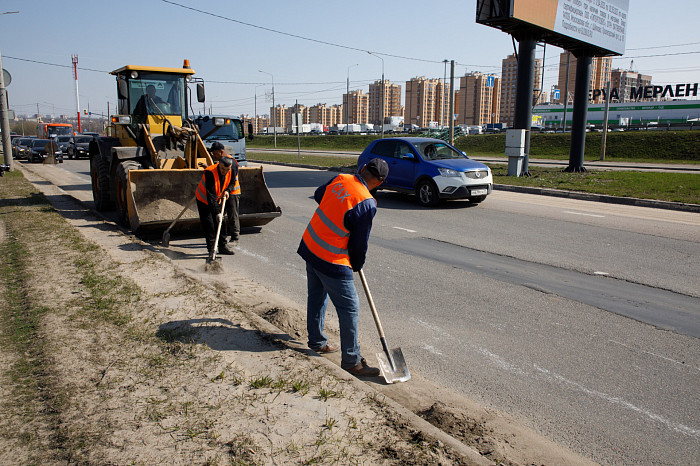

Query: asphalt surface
(9, 157), (700, 465)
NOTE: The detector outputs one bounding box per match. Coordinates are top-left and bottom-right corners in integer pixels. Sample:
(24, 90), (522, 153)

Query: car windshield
(198, 118), (242, 141)
(418, 142), (466, 161)
(49, 126), (73, 137)
(57, 136), (72, 142)
(75, 136), (93, 144)
(32, 139), (50, 147)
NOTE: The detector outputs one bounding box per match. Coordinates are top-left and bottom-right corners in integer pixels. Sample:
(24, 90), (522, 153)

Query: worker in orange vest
(297, 158), (389, 377)
(195, 154), (238, 262)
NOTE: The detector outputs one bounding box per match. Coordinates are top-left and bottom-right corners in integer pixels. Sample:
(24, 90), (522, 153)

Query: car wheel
(468, 195), (487, 204)
(416, 179), (440, 207)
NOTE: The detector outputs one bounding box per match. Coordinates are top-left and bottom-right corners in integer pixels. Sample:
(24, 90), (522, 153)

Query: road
(29, 159), (700, 465)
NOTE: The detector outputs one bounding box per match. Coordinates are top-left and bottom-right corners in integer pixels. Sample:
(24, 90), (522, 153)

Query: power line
(160, 0), (445, 64)
(3, 55), (109, 73)
(627, 41), (700, 51)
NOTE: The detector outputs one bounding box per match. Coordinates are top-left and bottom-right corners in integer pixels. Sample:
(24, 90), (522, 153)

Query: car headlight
(437, 167), (461, 177)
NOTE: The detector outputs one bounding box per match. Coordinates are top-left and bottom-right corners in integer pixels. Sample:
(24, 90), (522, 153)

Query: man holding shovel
(297, 158), (389, 377)
(195, 154), (238, 262)
(202, 142), (241, 246)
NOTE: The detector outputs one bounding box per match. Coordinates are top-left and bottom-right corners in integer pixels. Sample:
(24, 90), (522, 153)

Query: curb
(250, 159), (700, 213)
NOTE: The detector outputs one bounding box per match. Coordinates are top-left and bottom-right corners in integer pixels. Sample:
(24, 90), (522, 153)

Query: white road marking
(534, 364), (700, 439)
(593, 271), (610, 276)
(564, 211), (605, 218)
(608, 339), (700, 372)
(393, 226), (417, 233)
(423, 345), (443, 356)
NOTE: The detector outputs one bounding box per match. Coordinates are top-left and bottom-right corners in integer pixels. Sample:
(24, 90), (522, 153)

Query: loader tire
(115, 160), (142, 227)
(91, 155), (113, 211)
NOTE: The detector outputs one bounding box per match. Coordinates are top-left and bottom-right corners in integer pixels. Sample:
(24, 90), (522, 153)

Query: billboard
(477, 0), (629, 56)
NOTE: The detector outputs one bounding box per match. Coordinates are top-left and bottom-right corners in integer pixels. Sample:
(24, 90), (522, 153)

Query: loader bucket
(237, 166), (282, 228)
(125, 166), (281, 233)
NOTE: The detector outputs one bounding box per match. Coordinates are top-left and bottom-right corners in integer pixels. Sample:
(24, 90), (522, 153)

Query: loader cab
(111, 63), (198, 144)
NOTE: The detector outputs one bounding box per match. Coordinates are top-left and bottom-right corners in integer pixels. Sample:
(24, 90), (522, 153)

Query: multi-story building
(557, 52), (613, 104)
(251, 115), (270, 134)
(610, 69), (653, 102)
(270, 104), (289, 130)
(329, 104), (343, 127)
(309, 103), (343, 128)
(287, 103), (309, 129)
(368, 80), (403, 126)
(500, 53), (542, 126)
(405, 76), (442, 128)
(455, 73), (501, 126)
(342, 90), (369, 124)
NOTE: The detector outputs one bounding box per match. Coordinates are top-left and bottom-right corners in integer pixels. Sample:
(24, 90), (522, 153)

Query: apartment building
(250, 115), (270, 134)
(287, 103), (309, 128)
(368, 80), (404, 125)
(500, 53), (542, 126)
(308, 103), (343, 127)
(557, 52), (613, 104)
(405, 76), (442, 128)
(610, 69), (653, 102)
(342, 89), (369, 124)
(269, 104), (289, 130)
(455, 73), (501, 126)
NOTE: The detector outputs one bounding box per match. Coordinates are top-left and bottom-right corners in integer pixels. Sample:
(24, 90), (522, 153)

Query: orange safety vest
(302, 174), (373, 267)
(195, 163), (233, 205)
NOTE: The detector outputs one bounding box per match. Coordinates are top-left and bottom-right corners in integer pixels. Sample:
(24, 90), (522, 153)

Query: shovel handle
(164, 195), (197, 235)
(211, 198), (228, 261)
(358, 269), (386, 340)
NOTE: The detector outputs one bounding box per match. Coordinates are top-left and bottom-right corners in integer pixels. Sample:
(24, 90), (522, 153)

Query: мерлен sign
(591, 83), (699, 102)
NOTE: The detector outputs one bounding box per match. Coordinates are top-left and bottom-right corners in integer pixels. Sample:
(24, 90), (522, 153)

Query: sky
(1, 0), (699, 119)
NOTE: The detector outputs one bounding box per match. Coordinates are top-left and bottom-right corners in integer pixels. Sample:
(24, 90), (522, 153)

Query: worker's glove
(216, 213), (222, 224)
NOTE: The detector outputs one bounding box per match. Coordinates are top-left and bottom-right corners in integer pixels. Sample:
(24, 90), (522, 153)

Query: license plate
(471, 189), (488, 196)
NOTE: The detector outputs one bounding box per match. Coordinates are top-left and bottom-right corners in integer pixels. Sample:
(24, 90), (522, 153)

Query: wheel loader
(89, 60), (281, 233)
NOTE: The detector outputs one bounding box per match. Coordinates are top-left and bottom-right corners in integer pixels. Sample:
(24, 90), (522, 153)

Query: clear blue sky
(2, 0), (699, 118)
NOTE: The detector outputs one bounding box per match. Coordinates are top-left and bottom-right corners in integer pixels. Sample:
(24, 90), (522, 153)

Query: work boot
(218, 244), (235, 255)
(344, 358), (380, 377)
(313, 343), (339, 354)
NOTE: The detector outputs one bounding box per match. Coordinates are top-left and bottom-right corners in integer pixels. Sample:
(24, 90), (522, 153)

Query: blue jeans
(306, 262), (361, 369)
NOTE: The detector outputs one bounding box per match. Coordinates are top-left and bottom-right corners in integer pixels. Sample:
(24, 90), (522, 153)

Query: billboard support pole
(512, 33), (536, 176)
(566, 54), (592, 172)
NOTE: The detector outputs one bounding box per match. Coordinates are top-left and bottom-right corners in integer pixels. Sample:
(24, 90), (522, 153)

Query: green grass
(247, 131), (700, 162)
(490, 165), (700, 204)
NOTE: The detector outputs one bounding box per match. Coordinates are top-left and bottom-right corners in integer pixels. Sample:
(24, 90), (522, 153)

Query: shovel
(358, 269), (410, 384)
(204, 198), (228, 273)
(162, 195), (197, 247)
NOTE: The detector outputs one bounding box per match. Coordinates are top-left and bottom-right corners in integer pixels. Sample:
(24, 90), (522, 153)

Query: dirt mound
(261, 307), (305, 339)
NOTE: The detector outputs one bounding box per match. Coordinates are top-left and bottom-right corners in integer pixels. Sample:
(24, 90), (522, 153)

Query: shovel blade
(376, 348), (411, 384)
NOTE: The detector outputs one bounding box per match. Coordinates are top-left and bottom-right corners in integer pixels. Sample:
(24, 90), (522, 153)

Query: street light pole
(259, 70), (276, 148)
(368, 52), (385, 139)
(346, 64), (358, 135)
(443, 59), (448, 129)
(1, 11), (19, 170)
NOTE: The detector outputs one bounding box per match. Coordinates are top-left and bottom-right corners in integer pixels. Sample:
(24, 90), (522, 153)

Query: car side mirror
(196, 83), (205, 103)
(400, 153), (415, 160)
(247, 122), (254, 140)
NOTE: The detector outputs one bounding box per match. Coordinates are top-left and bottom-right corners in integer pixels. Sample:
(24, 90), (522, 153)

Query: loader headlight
(437, 167), (460, 177)
(111, 115), (131, 125)
(130, 71), (138, 79)
(213, 117), (226, 127)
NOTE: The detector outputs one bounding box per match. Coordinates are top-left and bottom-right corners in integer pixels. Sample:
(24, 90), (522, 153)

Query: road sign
(554, 89), (560, 100)
(487, 76), (495, 88)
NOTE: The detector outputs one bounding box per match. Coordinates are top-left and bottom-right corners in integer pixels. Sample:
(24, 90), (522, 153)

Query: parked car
(13, 137), (35, 160)
(357, 137), (492, 207)
(29, 139), (63, 163)
(66, 135), (93, 159)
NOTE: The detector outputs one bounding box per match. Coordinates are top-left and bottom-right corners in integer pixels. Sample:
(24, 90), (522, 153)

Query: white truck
(194, 115), (249, 167)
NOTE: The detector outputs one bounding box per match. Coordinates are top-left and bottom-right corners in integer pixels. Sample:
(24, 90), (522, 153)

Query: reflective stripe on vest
(195, 163), (232, 205)
(230, 159), (241, 195)
(302, 174), (373, 267)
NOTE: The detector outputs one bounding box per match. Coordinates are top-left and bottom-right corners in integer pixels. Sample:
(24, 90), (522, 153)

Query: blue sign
(486, 76), (495, 88)
(554, 89), (560, 100)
